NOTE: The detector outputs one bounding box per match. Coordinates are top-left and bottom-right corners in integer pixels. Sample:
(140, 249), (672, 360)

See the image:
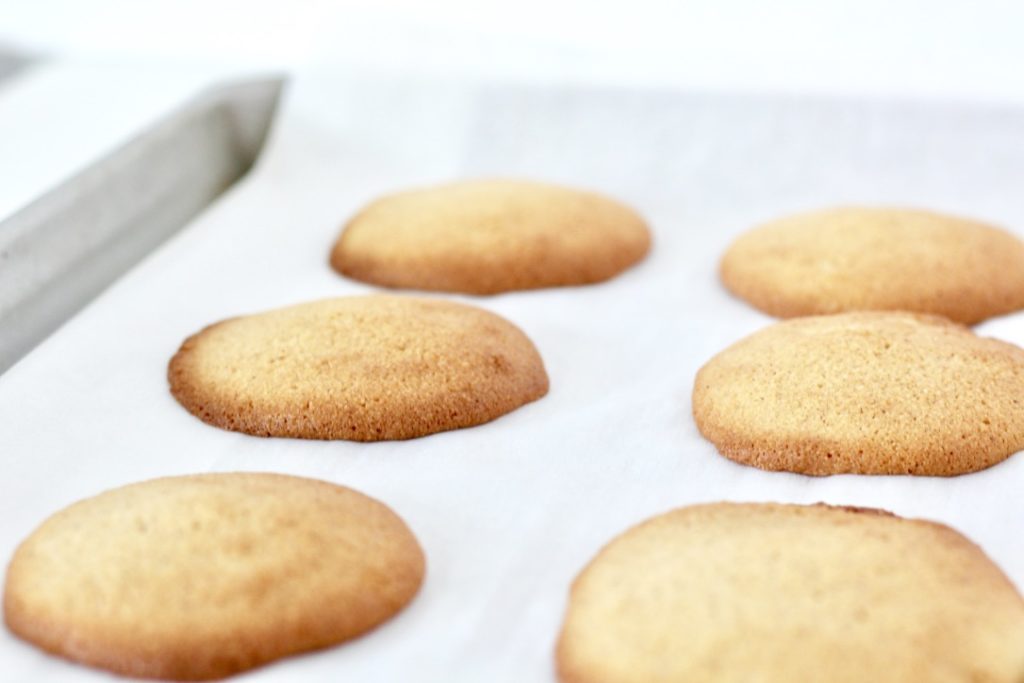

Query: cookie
(557, 502), (1024, 683)
(330, 179), (651, 294)
(169, 295), (549, 440)
(692, 311), (1024, 475)
(720, 207), (1024, 324)
(4, 473), (425, 680)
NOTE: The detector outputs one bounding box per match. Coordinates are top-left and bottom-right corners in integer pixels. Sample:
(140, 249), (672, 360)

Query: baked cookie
(169, 295), (548, 440)
(557, 502), (1024, 683)
(330, 179), (651, 294)
(692, 311), (1024, 475)
(720, 207), (1024, 324)
(4, 473), (425, 680)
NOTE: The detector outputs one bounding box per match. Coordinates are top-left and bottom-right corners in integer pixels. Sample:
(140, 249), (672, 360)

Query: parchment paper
(2, 71), (1023, 681)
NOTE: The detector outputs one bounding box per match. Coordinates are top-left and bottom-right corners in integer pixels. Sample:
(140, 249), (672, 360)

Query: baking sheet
(0, 75), (282, 374)
(2, 71), (1024, 681)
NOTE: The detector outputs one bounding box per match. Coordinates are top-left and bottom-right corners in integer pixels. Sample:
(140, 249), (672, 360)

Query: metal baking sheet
(0, 49), (32, 85)
(1, 72), (1023, 681)
(0, 75), (283, 373)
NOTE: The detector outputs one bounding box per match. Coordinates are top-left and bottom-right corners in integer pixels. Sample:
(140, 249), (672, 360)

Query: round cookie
(692, 311), (1024, 475)
(557, 502), (1024, 683)
(720, 206), (1024, 324)
(4, 473), (425, 680)
(168, 295), (549, 440)
(330, 179), (651, 294)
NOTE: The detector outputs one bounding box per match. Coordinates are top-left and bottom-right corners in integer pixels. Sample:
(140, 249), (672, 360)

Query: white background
(2, 0), (1024, 100)
(3, 1), (1024, 221)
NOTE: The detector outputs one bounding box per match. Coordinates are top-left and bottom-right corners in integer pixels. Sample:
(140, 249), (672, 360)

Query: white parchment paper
(2, 71), (1023, 681)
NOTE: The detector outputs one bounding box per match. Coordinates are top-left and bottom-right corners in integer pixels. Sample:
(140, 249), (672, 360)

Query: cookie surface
(557, 502), (1024, 683)
(330, 179), (651, 294)
(720, 207), (1024, 324)
(692, 311), (1024, 475)
(169, 295), (549, 440)
(4, 473), (425, 680)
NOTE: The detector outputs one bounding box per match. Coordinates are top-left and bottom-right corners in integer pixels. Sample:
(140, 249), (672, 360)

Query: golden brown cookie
(720, 207), (1024, 324)
(330, 179), (651, 294)
(168, 295), (549, 440)
(557, 502), (1024, 683)
(692, 311), (1024, 475)
(4, 472), (425, 681)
